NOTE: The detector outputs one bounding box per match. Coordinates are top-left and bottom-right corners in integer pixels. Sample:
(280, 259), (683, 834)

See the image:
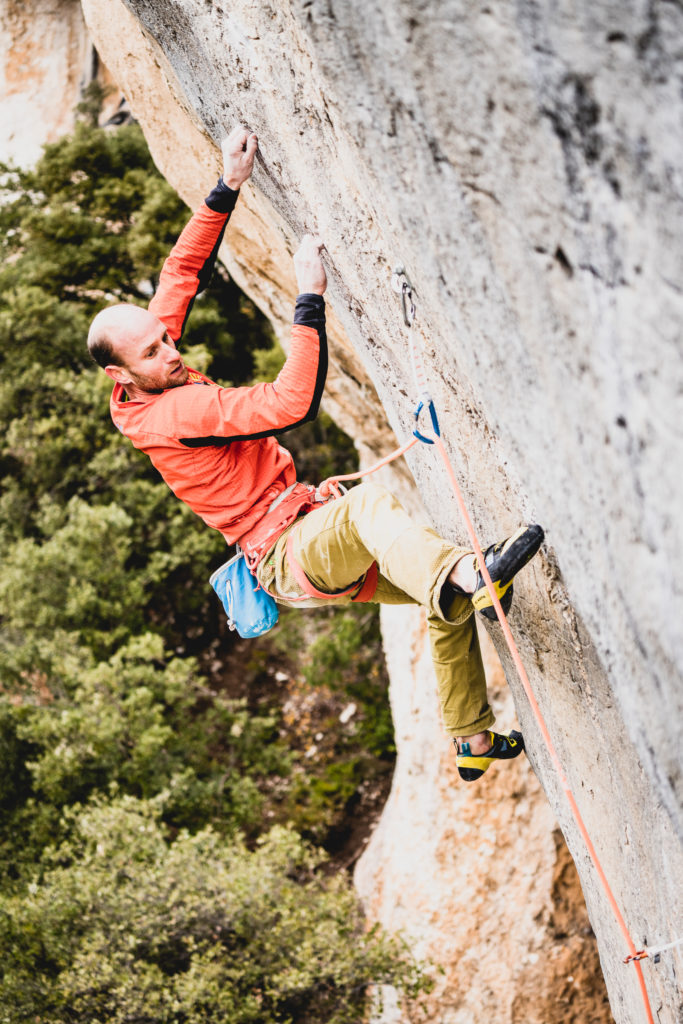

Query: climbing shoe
(471, 523), (544, 621)
(454, 730), (525, 782)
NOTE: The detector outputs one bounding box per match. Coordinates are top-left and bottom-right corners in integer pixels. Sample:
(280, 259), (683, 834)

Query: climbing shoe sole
(471, 523), (544, 621)
(454, 729), (525, 782)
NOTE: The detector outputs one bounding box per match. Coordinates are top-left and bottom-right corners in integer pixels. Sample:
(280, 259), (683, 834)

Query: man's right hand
(293, 235), (327, 295)
(221, 126), (258, 190)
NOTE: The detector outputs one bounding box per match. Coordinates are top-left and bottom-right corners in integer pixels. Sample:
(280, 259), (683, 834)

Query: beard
(129, 364), (190, 392)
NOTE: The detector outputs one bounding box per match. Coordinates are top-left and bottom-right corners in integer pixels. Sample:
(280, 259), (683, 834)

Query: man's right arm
(148, 127), (258, 341)
(147, 182), (237, 341)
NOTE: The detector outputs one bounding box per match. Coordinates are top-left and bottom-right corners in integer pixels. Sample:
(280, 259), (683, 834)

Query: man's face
(108, 312), (189, 392)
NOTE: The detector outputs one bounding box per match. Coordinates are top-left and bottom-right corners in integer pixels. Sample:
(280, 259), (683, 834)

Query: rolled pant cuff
(443, 708), (496, 738)
(432, 557), (474, 625)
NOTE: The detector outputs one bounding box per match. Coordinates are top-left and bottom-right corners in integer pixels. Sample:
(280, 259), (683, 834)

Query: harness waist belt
(237, 482), (322, 569)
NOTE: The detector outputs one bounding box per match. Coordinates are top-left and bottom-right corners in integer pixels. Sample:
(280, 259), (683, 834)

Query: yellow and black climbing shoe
(471, 524), (544, 621)
(454, 730), (525, 782)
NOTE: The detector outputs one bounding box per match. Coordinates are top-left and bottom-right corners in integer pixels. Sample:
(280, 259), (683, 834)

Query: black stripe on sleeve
(195, 222), (228, 296)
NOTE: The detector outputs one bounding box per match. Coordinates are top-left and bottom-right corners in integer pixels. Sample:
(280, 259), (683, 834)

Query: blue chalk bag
(210, 548), (279, 639)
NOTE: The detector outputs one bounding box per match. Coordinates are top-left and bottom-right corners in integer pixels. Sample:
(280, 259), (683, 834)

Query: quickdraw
(623, 936), (683, 965)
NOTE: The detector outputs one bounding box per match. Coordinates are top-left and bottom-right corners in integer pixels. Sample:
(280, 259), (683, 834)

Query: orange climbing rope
(318, 266), (663, 1024)
(318, 436), (420, 499)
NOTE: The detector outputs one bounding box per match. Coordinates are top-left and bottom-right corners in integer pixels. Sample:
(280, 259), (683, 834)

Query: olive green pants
(256, 482), (494, 737)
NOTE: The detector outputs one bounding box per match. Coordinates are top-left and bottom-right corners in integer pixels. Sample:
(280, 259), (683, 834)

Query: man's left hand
(294, 235), (327, 295)
(221, 126), (258, 190)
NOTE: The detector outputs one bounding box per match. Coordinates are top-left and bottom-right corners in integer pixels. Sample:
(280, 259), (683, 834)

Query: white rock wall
(33, 0), (683, 1019)
(0, 0), (91, 166)
(0, 0), (127, 168)
(356, 606), (611, 1023)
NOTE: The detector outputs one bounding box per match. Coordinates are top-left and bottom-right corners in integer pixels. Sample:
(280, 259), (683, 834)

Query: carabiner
(391, 265), (416, 328)
(413, 395), (441, 444)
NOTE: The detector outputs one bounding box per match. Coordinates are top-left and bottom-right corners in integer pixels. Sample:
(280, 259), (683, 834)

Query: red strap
(351, 560), (378, 602)
(239, 484), (317, 570)
(285, 528), (378, 603)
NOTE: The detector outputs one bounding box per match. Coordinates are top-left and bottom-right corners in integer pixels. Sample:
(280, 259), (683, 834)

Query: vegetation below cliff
(0, 107), (427, 1021)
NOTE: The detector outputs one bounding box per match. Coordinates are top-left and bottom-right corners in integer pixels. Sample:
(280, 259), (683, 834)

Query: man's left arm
(148, 127), (258, 341)
(144, 236), (329, 445)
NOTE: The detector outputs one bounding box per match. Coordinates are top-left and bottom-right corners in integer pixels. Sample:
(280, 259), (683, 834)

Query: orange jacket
(110, 180), (327, 543)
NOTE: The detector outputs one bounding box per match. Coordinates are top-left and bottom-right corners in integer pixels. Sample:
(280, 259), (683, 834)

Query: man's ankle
(448, 553), (477, 595)
(456, 730), (492, 755)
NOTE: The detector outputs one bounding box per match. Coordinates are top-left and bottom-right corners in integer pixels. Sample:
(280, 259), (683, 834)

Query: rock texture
(357, 609), (612, 1023)
(0, 0), (124, 167)
(1, 0), (88, 166)
(37, 0), (683, 1020)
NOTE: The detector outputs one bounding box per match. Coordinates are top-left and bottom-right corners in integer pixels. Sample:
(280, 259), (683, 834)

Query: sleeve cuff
(294, 293), (326, 326)
(205, 176), (240, 213)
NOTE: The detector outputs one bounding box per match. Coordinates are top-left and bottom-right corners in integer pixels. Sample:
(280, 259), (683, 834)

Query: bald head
(87, 303), (189, 396)
(87, 303), (161, 368)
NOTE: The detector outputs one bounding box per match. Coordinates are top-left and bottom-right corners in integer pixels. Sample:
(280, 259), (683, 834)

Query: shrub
(0, 799), (428, 1024)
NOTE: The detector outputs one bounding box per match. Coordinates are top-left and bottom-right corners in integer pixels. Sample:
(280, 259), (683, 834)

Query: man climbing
(88, 126), (544, 783)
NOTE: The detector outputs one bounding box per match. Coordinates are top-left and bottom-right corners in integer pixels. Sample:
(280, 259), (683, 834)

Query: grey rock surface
(79, 1), (683, 1021)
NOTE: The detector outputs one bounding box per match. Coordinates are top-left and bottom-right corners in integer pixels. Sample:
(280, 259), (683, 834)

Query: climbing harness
(228, 482), (379, 613)
(285, 527), (378, 603)
(317, 264), (673, 1024)
(237, 482), (322, 569)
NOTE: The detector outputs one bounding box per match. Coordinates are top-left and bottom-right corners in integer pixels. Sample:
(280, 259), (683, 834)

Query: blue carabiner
(413, 397), (441, 444)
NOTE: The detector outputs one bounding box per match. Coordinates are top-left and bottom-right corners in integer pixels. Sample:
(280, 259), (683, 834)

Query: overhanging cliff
(74, 1), (683, 1020)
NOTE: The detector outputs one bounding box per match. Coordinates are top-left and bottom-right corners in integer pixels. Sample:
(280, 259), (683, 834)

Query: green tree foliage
(0, 800), (426, 1024)
(269, 608), (396, 847)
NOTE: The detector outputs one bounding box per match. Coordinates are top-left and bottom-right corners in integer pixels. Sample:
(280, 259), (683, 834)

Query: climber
(87, 125), (544, 782)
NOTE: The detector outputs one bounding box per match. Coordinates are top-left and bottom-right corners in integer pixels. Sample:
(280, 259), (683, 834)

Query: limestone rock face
(0, 0), (125, 167)
(72, 1), (683, 1020)
(356, 607), (612, 1024)
(0, 0), (91, 166)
